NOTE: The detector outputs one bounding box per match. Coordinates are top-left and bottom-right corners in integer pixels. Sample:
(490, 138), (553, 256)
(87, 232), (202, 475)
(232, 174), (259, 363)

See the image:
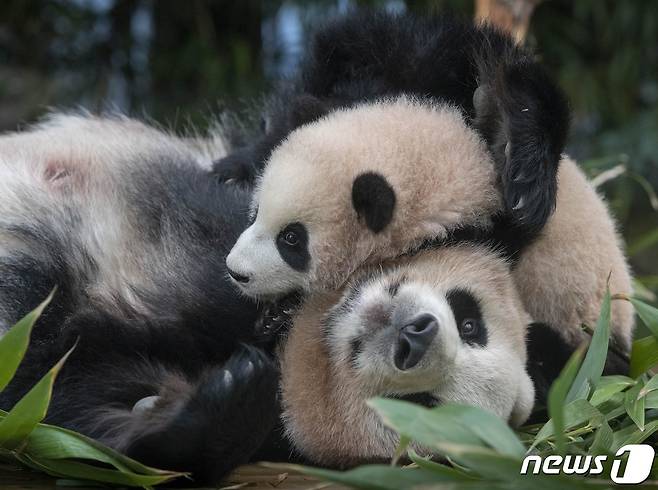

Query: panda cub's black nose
(227, 267), (250, 284)
(394, 313), (438, 371)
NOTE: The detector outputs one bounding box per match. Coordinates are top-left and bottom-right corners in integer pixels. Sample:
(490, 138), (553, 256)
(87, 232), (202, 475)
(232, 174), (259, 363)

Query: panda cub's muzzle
(394, 313), (439, 371)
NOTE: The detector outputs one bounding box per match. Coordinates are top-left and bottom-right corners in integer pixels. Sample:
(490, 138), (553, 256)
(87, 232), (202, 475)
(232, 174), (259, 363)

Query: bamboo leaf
(533, 399), (603, 448)
(611, 420), (658, 452)
(590, 375), (635, 406)
(624, 379), (646, 430)
(589, 420), (613, 455)
(14, 452), (182, 487)
(406, 448), (475, 480)
(25, 423), (182, 477)
(546, 346), (585, 454)
(0, 291), (55, 392)
(368, 399), (525, 457)
(639, 373), (658, 399)
(0, 344), (74, 450)
(629, 297), (658, 339)
(367, 398), (481, 449)
(566, 288), (611, 403)
(261, 463), (444, 490)
(629, 336), (658, 377)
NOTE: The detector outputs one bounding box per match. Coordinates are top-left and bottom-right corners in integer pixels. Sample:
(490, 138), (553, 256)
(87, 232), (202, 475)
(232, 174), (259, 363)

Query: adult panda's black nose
(227, 266), (250, 284)
(394, 313), (438, 371)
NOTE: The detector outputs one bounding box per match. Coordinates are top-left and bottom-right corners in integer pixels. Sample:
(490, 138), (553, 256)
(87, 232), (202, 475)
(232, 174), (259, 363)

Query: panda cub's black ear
(288, 94), (329, 129)
(472, 51), (571, 235)
(351, 172), (396, 233)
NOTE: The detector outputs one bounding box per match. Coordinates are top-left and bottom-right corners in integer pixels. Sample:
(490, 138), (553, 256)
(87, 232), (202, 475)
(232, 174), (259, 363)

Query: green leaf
(366, 398), (481, 449)
(0, 344), (75, 450)
(639, 373), (658, 398)
(533, 399), (603, 448)
(589, 420), (613, 455)
(14, 453), (182, 487)
(406, 448), (475, 481)
(429, 442), (591, 489)
(368, 399), (525, 457)
(611, 420), (658, 452)
(629, 336), (658, 377)
(546, 346), (585, 454)
(646, 391), (658, 409)
(566, 288), (612, 403)
(262, 463), (443, 490)
(26, 423), (182, 477)
(597, 392), (627, 421)
(629, 297), (658, 339)
(624, 379), (646, 430)
(590, 375), (635, 406)
(0, 291), (55, 391)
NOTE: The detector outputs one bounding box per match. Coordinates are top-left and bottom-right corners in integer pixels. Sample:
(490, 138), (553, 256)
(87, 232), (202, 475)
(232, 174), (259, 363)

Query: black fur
(446, 288), (488, 347)
(213, 10), (570, 237)
(409, 211), (541, 266)
(276, 222), (311, 272)
(351, 172), (396, 233)
(526, 322), (630, 408)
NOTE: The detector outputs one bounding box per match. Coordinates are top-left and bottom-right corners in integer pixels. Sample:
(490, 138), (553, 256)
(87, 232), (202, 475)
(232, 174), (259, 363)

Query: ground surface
(0, 463), (345, 489)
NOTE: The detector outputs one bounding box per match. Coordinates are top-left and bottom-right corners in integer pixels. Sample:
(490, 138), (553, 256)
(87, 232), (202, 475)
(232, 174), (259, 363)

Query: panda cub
(279, 244), (535, 467)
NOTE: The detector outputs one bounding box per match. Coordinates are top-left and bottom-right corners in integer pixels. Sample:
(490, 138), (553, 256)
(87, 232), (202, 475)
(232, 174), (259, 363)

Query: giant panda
(279, 243), (537, 467)
(225, 96), (634, 381)
(0, 113), (286, 483)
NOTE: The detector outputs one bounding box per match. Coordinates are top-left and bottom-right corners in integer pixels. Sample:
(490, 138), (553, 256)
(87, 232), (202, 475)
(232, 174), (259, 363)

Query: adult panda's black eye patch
(276, 222), (310, 272)
(446, 288), (488, 347)
(351, 172), (396, 233)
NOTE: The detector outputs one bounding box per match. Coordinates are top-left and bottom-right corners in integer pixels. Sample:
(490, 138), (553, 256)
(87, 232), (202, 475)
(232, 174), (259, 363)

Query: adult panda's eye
(283, 230), (299, 247)
(460, 319), (480, 338)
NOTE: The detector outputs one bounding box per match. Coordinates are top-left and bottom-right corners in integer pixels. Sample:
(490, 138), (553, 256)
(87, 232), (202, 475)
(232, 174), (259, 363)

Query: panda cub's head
(226, 97), (502, 298)
(280, 244), (535, 466)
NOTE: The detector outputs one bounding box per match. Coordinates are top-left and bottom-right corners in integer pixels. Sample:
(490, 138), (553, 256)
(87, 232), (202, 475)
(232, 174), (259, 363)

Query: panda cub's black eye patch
(446, 288), (488, 347)
(276, 222), (310, 272)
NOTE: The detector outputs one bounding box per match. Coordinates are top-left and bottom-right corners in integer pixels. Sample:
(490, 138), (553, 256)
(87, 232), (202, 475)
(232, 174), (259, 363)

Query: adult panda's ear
(288, 94), (329, 130)
(352, 172), (397, 233)
(472, 53), (571, 234)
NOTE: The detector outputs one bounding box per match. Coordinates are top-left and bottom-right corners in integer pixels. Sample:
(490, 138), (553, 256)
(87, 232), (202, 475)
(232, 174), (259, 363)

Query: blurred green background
(0, 0), (656, 299)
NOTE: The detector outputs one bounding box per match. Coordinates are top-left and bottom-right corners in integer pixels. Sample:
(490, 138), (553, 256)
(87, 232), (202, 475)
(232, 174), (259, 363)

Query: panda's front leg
(125, 345), (280, 485)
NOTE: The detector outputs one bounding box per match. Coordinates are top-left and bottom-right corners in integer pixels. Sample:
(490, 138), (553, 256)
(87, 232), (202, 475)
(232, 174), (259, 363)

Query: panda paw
(212, 150), (256, 185)
(125, 345), (279, 484)
(255, 292), (304, 345)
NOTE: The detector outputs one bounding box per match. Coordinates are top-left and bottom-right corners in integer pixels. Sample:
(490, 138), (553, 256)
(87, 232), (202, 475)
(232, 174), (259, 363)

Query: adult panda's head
(226, 97), (505, 298)
(280, 244), (535, 466)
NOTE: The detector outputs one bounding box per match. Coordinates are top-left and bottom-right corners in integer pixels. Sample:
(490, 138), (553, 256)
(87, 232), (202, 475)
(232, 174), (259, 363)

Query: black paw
(212, 149), (256, 185)
(254, 292), (304, 347)
(125, 345), (279, 485)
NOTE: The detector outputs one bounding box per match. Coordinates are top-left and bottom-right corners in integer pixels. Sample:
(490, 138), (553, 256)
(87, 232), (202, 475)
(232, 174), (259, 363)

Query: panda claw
(220, 369), (234, 389)
(512, 196), (525, 211)
(132, 395), (160, 414)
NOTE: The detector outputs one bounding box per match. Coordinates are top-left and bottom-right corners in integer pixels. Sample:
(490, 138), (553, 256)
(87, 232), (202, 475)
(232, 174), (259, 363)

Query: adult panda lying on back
(0, 114), (283, 483)
(220, 11), (634, 377)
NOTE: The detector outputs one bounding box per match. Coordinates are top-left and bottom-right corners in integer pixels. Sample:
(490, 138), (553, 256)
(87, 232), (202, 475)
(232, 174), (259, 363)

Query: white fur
(0, 113), (229, 329)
